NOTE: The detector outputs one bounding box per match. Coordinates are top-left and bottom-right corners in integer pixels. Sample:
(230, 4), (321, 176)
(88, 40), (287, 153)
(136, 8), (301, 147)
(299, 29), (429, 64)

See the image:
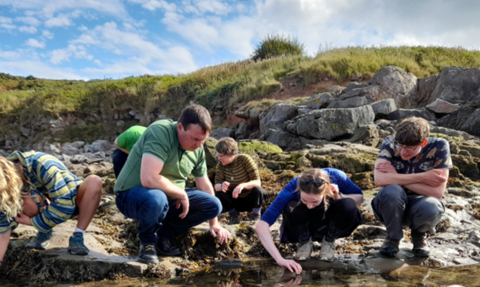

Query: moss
(238, 141), (282, 153)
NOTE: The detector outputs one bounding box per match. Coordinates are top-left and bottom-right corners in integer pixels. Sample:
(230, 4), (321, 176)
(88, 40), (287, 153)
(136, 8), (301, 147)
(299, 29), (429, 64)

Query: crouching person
(255, 168), (363, 274)
(214, 137), (267, 224)
(0, 151), (103, 266)
(372, 117), (451, 257)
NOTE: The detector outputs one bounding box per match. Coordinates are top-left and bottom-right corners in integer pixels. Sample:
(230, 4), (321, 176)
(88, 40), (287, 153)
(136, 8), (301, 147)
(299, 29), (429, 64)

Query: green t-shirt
(114, 119), (207, 192)
(117, 125), (147, 152)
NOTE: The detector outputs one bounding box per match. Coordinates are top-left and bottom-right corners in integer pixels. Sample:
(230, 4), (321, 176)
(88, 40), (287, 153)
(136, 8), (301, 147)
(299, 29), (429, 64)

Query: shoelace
(72, 235), (86, 247)
(144, 245), (156, 253)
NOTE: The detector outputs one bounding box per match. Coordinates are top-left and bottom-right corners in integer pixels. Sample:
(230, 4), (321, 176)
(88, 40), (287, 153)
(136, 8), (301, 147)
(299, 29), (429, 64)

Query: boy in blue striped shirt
(0, 151), (103, 267)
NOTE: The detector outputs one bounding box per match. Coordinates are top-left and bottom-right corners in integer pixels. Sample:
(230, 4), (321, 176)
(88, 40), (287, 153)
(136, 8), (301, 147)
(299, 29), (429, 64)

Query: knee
(84, 175), (103, 195)
(416, 198), (444, 222)
(375, 185), (406, 204)
(209, 196), (222, 216)
(333, 197), (357, 213)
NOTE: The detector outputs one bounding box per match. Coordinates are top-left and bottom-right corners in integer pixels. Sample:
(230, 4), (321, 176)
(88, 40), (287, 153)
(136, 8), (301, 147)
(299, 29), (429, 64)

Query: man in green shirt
(114, 105), (230, 264)
(113, 125), (147, 178)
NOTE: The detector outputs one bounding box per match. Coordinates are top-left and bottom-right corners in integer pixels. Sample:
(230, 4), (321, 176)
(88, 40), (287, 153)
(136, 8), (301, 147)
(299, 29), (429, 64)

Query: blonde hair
(0, 157), (24, 221)
(296, 168), (334, 210)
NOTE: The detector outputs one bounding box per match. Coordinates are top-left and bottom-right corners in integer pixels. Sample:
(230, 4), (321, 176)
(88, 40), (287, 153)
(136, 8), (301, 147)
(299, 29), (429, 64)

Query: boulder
(260, 102), (298, 135)
(416, 74), (440, 106)
(345, 124), (380, 147)
(426, 98), (461, 114)
(430, 66), (480, 105)
(344, 82), (367, 94)
(328, 85), (346, 96)
(460, 109), (480, 136)
(284, 105), (375, 141)
(88, 140), (112, 153)
(210, 128), (234, 140)
(370, 99), (397, 119)
(369, 66), (417, 95)
(203, 137), (218, 169)
(387, 108), (436, 121)
(237, 140), (282, 154)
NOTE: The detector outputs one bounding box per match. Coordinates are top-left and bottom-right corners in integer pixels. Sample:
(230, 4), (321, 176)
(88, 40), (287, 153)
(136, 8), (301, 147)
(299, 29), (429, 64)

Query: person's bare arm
(0, 230), (11, 267)
(255, 220), (302, 274)
(114, 137), (129, 154)
(403, 169), (449, 199)
(375, 159), (448, 199)
(141, 154), (189, 218)
(232, 179), (262, 199)
(330, 184), (364, 204)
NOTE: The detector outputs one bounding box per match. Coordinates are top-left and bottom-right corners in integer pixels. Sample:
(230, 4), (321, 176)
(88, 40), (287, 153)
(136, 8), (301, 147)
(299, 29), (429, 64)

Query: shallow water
(4, 259), (479, 287)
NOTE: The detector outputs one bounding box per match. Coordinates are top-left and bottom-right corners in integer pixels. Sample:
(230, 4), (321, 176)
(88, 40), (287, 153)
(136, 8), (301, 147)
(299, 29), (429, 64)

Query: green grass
(1, 46), (480, 142)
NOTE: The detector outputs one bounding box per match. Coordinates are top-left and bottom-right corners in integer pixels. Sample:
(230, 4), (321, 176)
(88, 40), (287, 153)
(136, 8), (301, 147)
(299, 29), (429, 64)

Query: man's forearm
(142, 174), (187, 199)
(374, 170), (424, 186)
(403, 182), (446, 199)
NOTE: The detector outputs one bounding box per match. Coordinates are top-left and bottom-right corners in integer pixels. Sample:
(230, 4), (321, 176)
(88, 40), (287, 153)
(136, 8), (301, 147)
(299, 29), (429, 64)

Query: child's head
(296, 168), (333, 209)
(0, 157), (24, 220)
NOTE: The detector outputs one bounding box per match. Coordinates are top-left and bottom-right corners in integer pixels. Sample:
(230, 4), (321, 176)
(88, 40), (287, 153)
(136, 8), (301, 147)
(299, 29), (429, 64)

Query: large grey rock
(328, 85), (346, 96)
(263, 129), (303, 151)
(361, 85), (396, 103)
(436, 107), (476, 133)
(370, 66), (417, 95)
(460, 109), (480, 136)
(426, 98), (461, 114)
(88, 140), (112, 152)
(431, 66), (480, 105)
(345, 124), (380, 147)
(284, 105), (375, 141)
(210, 128), (234, 140)
(327, 96), (369, 109)
(260, 102), (298, 135)
(61, 144), (81, 156)
(387, 108), (436, 121)
(370, 99), (397, 119)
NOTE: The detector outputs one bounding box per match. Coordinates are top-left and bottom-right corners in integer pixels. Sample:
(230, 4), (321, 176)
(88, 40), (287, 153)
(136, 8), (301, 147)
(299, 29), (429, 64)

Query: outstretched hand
(210, 223), (230, 244)
(276, 258), (302, 274)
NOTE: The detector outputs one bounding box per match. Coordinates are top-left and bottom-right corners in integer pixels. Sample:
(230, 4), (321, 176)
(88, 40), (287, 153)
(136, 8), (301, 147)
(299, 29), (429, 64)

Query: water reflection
(2, 259), (480, 286)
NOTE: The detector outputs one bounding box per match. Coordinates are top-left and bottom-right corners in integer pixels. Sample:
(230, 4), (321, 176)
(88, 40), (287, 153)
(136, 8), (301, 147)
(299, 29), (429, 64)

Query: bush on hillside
(251, 34), (305, 61)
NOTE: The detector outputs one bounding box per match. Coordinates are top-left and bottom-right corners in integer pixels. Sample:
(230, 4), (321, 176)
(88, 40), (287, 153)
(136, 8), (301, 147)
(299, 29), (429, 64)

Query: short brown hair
(178, 104), (212, 133)
(215, 137), (238, 155)
(395, 117), (430, 145)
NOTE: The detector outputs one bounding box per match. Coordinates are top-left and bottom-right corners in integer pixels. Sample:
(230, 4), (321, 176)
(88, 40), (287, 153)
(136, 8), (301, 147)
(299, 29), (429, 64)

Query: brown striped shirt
(215, 154), (260, 197)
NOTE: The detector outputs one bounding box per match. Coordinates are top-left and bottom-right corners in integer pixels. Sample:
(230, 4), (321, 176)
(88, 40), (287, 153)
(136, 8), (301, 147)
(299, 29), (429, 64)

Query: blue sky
(1, 0), (479, 80)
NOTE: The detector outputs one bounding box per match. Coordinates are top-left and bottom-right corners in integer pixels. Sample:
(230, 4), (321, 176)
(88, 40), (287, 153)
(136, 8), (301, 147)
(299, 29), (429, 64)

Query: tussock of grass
(1, 46), (480, 142)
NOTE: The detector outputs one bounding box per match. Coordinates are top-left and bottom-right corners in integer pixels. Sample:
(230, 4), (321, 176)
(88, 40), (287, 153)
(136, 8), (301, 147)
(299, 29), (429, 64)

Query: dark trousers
(115, 187), (222, 245)
(371, 184), (445, 241)
(112, 149), (128, 178)
(215, 186), (267, 213)
(281, 198), (361, 244)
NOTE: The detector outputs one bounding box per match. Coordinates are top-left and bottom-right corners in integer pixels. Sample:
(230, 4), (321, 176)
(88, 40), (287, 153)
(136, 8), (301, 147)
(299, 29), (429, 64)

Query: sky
(1, 0), (479, 80)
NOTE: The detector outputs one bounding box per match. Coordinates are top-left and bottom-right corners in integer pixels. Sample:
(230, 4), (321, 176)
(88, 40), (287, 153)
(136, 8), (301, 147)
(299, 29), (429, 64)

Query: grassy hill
(1, 46), (480, 142)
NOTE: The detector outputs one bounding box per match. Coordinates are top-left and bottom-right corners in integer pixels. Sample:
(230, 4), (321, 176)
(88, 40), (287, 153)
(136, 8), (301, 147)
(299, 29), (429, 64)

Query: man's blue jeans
(115, 187), (222, 245)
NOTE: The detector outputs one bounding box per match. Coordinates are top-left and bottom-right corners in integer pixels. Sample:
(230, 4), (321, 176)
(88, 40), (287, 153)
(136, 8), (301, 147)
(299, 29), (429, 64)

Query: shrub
(251, 34), (305, 61)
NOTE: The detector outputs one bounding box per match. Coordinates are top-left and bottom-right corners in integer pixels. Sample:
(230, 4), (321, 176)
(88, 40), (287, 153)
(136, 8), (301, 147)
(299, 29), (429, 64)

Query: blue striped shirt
(0, 151), (83, 234)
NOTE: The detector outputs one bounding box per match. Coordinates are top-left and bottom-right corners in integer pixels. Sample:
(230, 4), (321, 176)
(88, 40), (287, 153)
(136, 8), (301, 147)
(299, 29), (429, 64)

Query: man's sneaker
(250, 213), (260, 222)
(319, 238), (335, 262)
(411, 229), (430, 257)
(26, 230), (53, 250)
(294, 239), (312, 261)
(228, 211), (240, 225)
(380, 237), (400, 257)
(68, 232), (90, 255)
(156, 238), (181, 256)
(139, 244), (159, 264)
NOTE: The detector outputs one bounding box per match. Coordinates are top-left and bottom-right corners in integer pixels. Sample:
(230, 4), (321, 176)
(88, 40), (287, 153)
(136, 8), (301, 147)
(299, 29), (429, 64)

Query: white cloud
(16, 16), (40, 26)
(26, 38), (45, 48)
(45, 14), (72, 27)
(0, 0), (128, 19)
(42, 30), (54, 39)
(0, 50), (21, 58)
(0, 60), (87, 80)
(19, 26), (37, 33)
(0, 16), (12, 23)
(93, 59), (102, 66)
(71, 22), (197, 75)
(128, 0), (177, 12)
(50, 44), (93, 64)
(0, 23), (16, 30)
